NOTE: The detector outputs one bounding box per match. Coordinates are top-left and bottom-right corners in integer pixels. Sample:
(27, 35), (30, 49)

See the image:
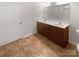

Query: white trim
(69, 40), (76, 46)
(22, 32), (36, 38)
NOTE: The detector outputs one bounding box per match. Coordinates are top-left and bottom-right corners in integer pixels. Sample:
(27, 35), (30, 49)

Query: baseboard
(22, 32), (36, 38)
(0, 32), (36, 46)
(69, 40), (76, 46)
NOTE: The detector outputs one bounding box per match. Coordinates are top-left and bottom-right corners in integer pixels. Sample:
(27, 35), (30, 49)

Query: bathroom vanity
(37, 20), (69, 48)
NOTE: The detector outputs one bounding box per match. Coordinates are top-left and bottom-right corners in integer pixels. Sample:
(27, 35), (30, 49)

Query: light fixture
(56, 2), (70, 5)
(42, 2), (51, 7)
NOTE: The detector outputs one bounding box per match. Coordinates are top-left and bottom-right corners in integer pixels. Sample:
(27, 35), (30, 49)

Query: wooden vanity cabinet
(37, 22), (69, 48)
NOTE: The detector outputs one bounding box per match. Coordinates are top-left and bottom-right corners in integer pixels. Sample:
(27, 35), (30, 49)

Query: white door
(0, 3), (23, 46)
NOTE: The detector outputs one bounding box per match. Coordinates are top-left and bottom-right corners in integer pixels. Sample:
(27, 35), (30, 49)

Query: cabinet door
(43, 24), (50, 39)
(50, 26), (69, 48)
(37, 22), (45, 35)
(62, 27), (69, 45)
(50, 26), (63, 46)
(37, 22), (50, 39)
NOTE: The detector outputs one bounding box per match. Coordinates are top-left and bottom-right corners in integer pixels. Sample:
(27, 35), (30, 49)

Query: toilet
(76, 43), (79, 56)
(76, 30), (79, 56)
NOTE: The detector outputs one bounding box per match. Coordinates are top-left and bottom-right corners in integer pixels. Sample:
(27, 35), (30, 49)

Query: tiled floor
(0, 33), (77, 57)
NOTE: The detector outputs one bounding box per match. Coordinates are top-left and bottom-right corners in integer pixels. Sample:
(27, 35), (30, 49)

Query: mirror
(43, 2), (70, 22)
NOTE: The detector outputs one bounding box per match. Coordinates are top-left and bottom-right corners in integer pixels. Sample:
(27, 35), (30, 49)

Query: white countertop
(37, 20), (69, 29)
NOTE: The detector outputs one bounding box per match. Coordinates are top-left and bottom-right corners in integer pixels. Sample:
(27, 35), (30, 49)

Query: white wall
(69, 3), (79, 45)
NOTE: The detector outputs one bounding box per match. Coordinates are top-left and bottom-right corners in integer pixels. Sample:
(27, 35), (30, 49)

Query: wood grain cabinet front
(37, 22), (51, 39)
(50, 26), (69, 48)
(37, 22), (69, 48)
